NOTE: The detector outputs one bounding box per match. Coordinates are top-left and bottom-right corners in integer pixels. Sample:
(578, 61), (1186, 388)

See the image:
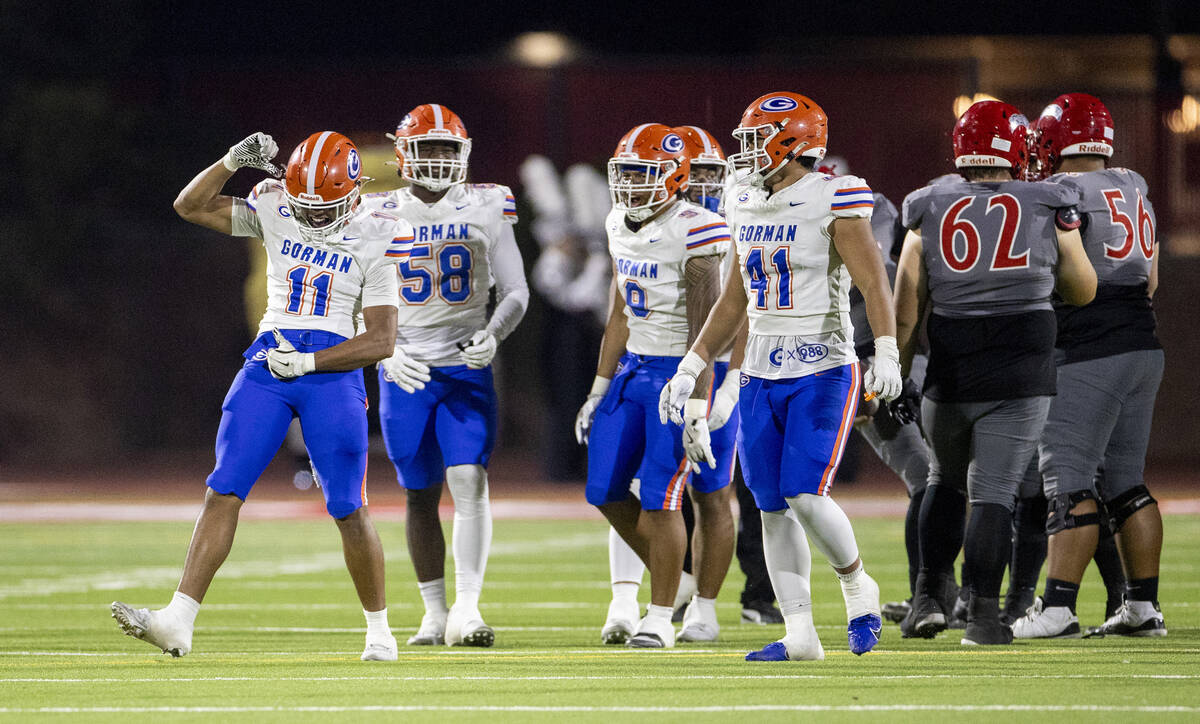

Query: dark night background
(2, 0), (1198, 479)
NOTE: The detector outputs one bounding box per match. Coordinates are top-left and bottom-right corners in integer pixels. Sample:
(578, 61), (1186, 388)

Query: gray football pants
(856, 354), (930, 495)
(1040, 349), (1163, 502)
(922, 396), (1052, 511)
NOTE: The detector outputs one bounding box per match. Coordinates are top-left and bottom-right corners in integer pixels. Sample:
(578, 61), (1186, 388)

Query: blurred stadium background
(2, 1), (1199, 494)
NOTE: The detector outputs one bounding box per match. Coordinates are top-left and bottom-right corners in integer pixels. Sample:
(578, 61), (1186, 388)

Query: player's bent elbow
(361, 328), (398, 364)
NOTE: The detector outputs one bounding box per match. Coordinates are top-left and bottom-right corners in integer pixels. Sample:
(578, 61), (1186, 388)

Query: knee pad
(1105, 485), (1157, 532)
(1045, 490), (1101, 535)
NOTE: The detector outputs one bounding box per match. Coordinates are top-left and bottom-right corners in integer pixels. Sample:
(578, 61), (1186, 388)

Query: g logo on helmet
(347, 149), (361, 180)
(661, 133), (685, 153)
(760, 96), (799, 112)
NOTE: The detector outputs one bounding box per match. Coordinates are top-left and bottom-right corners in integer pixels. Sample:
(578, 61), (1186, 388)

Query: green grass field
(2, 511), (1199, 722)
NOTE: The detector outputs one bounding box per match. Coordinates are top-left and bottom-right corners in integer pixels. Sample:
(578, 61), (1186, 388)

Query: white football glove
(222, 132), (283, 177)
(573, 376), (610, 445)
(381, 346), (432, 393)
(682, 399), (717, 473)
(266, 329), (315, 380)
(707, 367), (741, 431)
(863, 335), (902, 403)
(459, 330), (498, 369)
(658, 351), (706, 425)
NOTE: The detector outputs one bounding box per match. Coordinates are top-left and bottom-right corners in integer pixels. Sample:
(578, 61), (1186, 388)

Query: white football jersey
(360, 183), (519, 365)
(727, 172), (875, 378)
(231, 180), (412, 340)
(606, 201), (730, 357)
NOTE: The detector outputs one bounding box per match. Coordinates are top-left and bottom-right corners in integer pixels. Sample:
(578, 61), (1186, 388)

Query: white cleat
(361, 633), (398, 661)
(406, 611), (447, 646)
(601, 598), (640, 645)
(110, 601), (192, 657)
(677, 596), (719, 642)
(1012, 597), (1081, 639)
(445, 603), (494, 647)
(627, 615), (675, 649)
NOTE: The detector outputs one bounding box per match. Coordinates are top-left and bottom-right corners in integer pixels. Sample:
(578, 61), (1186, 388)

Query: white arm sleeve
(485, 223), (529, 341)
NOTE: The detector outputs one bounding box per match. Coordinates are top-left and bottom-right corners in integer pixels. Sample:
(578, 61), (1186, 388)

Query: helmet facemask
(399, 135), (471, 192)
(285, 187), (361, 246)
(607, 158), (679, 222)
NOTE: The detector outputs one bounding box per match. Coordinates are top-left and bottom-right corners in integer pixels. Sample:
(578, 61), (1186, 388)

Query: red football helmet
(1032, 93), (1114, 176)
(952, 100), (1030, 179)
(607, 123), (690, 221)
(729, 92), (827, 184)
(392, 103), (472, 191)
(284, 131), (363, 244)
(673, 125), (727, 209)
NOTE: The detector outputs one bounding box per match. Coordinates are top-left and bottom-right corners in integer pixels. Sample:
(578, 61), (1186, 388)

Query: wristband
(678, 350), (707, 379)
(589, 376), (611, 397)
(684, 398), (709, 419)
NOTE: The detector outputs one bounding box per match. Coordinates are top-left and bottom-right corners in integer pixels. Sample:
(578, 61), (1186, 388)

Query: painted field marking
(1, 705), (1199, 714)
(3, 673), (1199, 684)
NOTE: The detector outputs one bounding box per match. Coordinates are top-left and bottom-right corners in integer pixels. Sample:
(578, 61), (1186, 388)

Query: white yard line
(1, 705), (1198, 714)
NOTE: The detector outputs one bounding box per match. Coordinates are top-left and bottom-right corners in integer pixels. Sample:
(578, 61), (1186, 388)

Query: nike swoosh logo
(789, 201), (805, 207)
(342, 235), (359, 241)
(648, 238), (661, 243)
(455, 204), (468, 210)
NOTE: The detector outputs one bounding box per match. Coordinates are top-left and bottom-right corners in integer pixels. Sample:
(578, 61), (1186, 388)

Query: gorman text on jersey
(737, 224), (798, 243)
(279, 239), (354, 273)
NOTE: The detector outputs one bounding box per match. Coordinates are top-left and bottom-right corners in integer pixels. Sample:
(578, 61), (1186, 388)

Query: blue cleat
(745, 641), (790, 661)
(848, 613), (882, 655)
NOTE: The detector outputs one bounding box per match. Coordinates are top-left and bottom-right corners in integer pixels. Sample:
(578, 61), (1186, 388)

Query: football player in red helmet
(367, 104), (529, 648)
(893, 100), (1096, 645)
(112, 131), (415, 661)
(1012, 94), (1166, 640)
(661, 92), (900, 661)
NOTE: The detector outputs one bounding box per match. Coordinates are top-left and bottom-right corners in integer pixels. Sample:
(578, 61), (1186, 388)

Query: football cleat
(746, 630), (824, 662)
(601, 598), (640, 645)
(361, 633), (398, 661)
(677, 596), (719, 642)
(445, 604), (494, 647)
(406, 610), (447, 646)
(627, 615), (675, 649)
(906, 589), (946, 638)
(110, 601), (192, 657)
(847, 614), (882, 655)
(881, 599), (911, 624)
(745, 641), (790, 661)
(741, 600), (784, 625)
(960, 596), (1013, 646)
(1011, 597), (1081, 639)
(1098, 601), (1167, 637)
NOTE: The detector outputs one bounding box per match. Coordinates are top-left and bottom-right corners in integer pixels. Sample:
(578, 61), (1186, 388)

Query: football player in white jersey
(112, 131), (413, 661)
(574, 123), (731, 648)
(363, 104), (528, 647)
(661, 92), (902, 661)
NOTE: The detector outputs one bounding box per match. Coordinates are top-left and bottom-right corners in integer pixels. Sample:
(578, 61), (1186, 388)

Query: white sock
(364, 608), (391, 639)
(761, 509), (813, 610)
(786, 493), (860, 569)
(693, 595), (718, 622)
(446, 465), (491, 609)
(782, 610), (816, 642)
(609, 527), (645, 585)
(837, 563), (865, 584)
(674, 571), (698, 609)
(418, 578), (448, 616)
(646, 603), (673, 622)
(163, 591), (200, 628)
(611, 581), (639, 605)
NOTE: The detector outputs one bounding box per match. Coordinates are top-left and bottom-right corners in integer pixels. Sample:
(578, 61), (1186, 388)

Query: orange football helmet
(674, 125), (727, 211)
(283, 131), (363, 244)
(607, 123), (690, 221)
(392, 103), (472, 191)
(729, 92), (827, 184)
